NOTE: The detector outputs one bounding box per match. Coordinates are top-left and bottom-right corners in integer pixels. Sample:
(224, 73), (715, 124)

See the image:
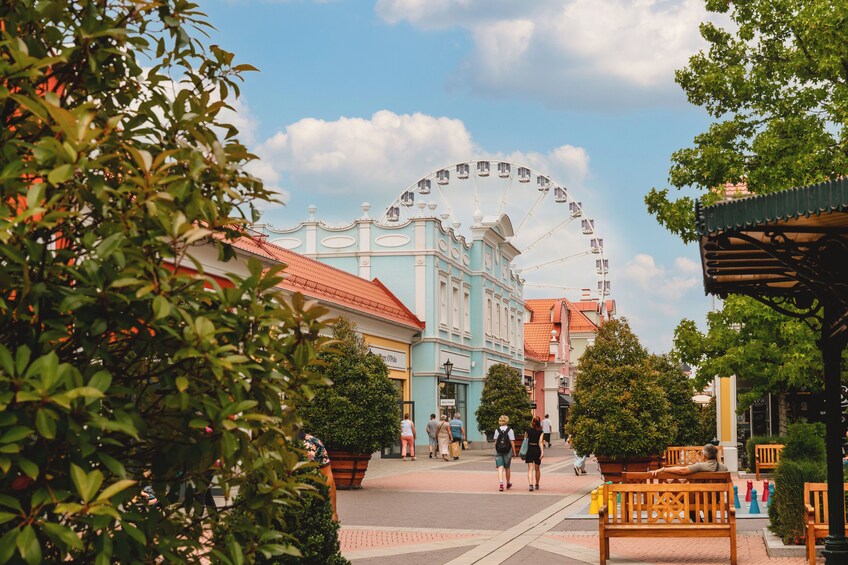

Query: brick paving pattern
(337, 443), (807, 564)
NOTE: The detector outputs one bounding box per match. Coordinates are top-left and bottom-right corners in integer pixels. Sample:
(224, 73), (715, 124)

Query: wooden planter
(596, 455), (660, 482)
(327, 450), (372, 490)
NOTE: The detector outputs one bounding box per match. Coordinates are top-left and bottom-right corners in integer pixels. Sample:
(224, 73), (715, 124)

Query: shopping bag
(450, 442), (461, 458)
(518, 437), (529, 460)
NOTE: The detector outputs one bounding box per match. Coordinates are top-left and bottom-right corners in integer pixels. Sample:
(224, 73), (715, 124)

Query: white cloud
(623, 253), (697, 301)
(253, 110), (591, 221)
(377, 0), (721, 109)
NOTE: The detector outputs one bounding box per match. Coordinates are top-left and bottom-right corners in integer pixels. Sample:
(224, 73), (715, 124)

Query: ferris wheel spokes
(513, 189), (549, 238)
(521, 215), (579, 254)
(521, 249), (594, 273)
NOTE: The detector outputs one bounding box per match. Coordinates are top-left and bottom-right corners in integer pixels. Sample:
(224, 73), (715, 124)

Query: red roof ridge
(371, 278), (425, 328)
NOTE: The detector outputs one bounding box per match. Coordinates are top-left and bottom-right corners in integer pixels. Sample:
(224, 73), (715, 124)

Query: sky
(201, 0), (722, 353)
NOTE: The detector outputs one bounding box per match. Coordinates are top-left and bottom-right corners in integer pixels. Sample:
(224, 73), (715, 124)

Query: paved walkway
(336, 444), (807, 564)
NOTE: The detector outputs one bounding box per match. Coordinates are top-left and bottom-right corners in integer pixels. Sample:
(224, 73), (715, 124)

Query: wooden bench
(663, 446), (724, 466)
(804, 482), (848, 565)
(599, 482), (736, 565)
(621, 470), (732, 485)
(755, 444), (784, 480)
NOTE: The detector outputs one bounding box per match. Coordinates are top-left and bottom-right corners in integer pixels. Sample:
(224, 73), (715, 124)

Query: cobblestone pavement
(337, 444), (809, 564)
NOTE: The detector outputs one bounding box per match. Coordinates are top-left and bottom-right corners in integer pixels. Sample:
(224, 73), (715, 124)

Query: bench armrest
(805, 504), (815, 524)
(598, 505), (608, 518)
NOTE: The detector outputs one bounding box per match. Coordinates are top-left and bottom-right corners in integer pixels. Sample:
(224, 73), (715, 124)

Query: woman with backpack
(493, 415), (514, 491)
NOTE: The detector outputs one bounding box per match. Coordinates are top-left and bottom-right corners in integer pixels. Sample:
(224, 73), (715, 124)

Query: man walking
(425, 414), (439, 459)
(449, 413), (466, 460)
(541, 414), (553, 448)
(493, 415), (514, 491)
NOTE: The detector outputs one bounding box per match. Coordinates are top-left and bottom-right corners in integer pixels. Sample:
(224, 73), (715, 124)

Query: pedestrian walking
(400, 413), (416, 461)
(570, 433), (587, 475)
(436, 415), (452, 461)
(541, 414), (552, 448)
(493, 415), (515, 491)
(449, 412), (466, 461)
(524, 415), (544, 491)
(425, 414), (439, 459)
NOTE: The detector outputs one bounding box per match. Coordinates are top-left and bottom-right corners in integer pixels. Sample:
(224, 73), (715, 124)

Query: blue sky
(202, 0), (721, 353)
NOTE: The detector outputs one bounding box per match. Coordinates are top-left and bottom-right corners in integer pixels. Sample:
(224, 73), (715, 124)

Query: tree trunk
(777, 392), (788, 436)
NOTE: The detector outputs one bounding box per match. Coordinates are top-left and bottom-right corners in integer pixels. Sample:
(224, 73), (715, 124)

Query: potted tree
(476, 363), (533, 455)
(566, 319), (675, 481)
(301, 318), (400, 489)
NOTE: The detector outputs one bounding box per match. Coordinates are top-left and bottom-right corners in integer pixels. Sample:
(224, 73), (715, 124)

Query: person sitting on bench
(652, 444), (727, 475)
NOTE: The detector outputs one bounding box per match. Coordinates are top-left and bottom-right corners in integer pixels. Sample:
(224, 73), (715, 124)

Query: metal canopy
(695, 179), (848, 564)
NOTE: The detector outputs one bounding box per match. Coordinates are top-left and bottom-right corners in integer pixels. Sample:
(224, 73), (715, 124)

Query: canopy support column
(822, 302), (848, 565)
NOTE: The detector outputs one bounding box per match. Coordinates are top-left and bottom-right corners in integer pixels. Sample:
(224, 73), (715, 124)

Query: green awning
(695, 180), (848, 302)
(695, 179), (848, 236)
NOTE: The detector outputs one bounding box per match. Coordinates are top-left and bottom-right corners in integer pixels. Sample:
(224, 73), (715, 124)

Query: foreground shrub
(768, 459), (826, 544)
(0, 2), (329, 561)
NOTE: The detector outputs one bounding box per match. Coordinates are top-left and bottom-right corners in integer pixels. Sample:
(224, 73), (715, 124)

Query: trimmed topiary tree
(566, 319), (675, 459)
(649, 354), (703, 446)
(476, 364), (533, 437)
(301, 318), (399, 454)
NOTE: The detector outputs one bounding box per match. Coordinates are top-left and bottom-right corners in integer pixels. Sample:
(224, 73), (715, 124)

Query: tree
(649, 354), (703, 446)
(567, 319), (676, 458)
(1, 2), (329, 562)
(672, 294), (833, 416)
(301, 318), (400, 454)
(645, 0), (848, 242)
(475, 364), (533, 436)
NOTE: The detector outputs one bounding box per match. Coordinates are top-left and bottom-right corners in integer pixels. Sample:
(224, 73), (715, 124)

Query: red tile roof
(524, 322), (554, 362)
(567, 302), (599, 333)
(227, 233), (424, 330)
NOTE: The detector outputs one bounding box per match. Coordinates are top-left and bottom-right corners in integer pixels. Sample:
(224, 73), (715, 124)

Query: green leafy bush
(768, 459), (826, 544)
(475, 364), (533, 436)
(566, 319), (675, 458)
(302, 318), (399, 453)
(216, 460), (348, 564)
(0, 1), (330, 562)
(780, 422), (825, 463)
(745, 435), (786, 472)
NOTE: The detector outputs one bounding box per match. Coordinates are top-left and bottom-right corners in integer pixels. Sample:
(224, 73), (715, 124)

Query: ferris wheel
(379, 160), (610, 301)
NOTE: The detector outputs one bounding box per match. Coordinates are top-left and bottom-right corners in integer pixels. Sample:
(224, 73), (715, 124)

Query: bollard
(589, 488), (599, 515)
(749, 489), (761, 514)
(762, 480), (769, 502)
(745, 479), (753, 502)
(733, 485), (741, 509)
(606, 482), (615, 512)
(767, 483), (774, 507)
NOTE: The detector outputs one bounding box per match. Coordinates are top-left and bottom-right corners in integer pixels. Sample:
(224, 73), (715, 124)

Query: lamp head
(443, 359), (453, 379)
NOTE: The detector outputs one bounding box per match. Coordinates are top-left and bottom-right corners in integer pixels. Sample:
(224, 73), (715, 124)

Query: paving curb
(762, 527), (808, 558)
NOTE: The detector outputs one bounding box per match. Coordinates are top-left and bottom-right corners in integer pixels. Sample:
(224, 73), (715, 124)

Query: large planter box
(596, 455), (660, 482)
(327, 450), (372, 490)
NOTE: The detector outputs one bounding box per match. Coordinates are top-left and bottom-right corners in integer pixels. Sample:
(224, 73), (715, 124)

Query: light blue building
(256, 204), (525, 442)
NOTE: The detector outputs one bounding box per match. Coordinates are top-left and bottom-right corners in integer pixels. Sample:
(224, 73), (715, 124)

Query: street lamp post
(439, 359), (453, 419)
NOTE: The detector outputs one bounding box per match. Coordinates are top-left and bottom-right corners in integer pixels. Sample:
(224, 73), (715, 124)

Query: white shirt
(400, 419), (414, 437)
(493, 425), (515, 442)
(541, 419), (552, 433)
